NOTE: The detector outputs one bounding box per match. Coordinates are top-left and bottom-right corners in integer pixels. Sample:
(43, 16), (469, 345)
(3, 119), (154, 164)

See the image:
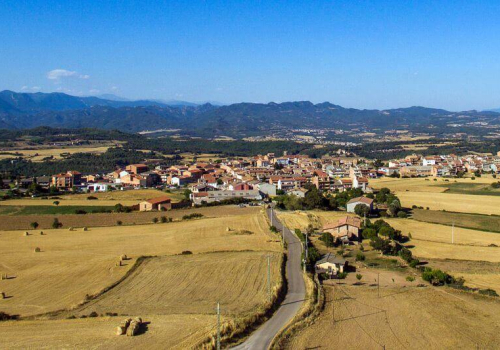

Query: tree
(30, 222), (39, 229)
(320, 232), (334, 247)
(356, 252), (365, 261)
(361, 228), (377, 240)
(52, 218), (61, 229)
(356, 274), (363, 281)
(152, 217), (159, 224)
(183, 189), (192, 200)
(53, 201), (60, 206)
(354, 204), (370, 217)
(114, 203), (124, 212)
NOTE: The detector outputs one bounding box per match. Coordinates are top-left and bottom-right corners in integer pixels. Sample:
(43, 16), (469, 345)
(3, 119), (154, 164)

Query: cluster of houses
(379, 152), (500, 177)
(8, 151), (374, 204)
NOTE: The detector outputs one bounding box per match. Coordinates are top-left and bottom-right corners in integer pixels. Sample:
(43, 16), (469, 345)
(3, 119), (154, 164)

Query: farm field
(0, 314), (216, 350)
(0, 209), (280, 316)
(0, 205), (116, 216)
(0, 207), (281, 348)
(286, 271), (500, 349)
(0, 145), (113, 161)
(396, 191), (500, 215)
(0, 188), (186, 207)
(412, 209), (500, 233)
(75, 251), (281, 317)
(0, 205), (259, 230)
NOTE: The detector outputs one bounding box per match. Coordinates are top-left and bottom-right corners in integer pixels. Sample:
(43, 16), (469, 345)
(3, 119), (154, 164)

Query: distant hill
(1, 91), (500, 137)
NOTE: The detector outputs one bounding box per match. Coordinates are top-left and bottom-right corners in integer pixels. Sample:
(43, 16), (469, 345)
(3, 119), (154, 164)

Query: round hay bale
(24, 232), (29, 236)
(226, 227), (232, 232)
(40, 231), (44, 235)
(0, 292), (5, 299)
(34, 247), (41, 253)
(83, 227), (88, 231)
(116, 325), (126, 335)
(126, 320), (140, 336)
(134, 317), (142, 324)
(69, 227), (74, 231)
(120, 254), (128, 261)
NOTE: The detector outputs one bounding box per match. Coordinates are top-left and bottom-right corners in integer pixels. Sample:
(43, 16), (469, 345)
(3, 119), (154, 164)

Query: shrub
(398, 247), (413, 262)
(30, 222), (39, 229)
(116, 220), (123, 226)
(355, 252), (365, 261)
(182, 213), (203, 220)
(337, 272), (347, 279)
(478, 288), (499, 297)
(409, 259), (419, 268)
(406, 276), (415, 282)
(397, 211), (408, 218)
(356, 274), (363, 281)
(422, 268), (454, 286)
(152, 217), (159, 224)
(75, 209), (87, 214)
(320, 232), (334, 247)
(160, 216), (168, 223)
(87, 196), (98, 200)
(270, 225), (278, 233)
(53, 200), (60, 206)
(88, 311), (98, 318)
(181, 250), (193, 255)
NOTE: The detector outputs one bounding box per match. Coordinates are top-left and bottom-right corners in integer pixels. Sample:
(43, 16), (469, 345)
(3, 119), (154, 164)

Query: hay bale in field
(40, 231), (44, 235)
(69, 227), (74, 231)
(120, 254), (128, 261)
(83, 227), (88, 231)
(34, 247), (41, 253)
(116, 260), (122, 267)
(0, 292), (5, 299)
(24, 232), (29, 236)
(116, 318), (132, 335)
(226, 227), (232, 232)
(126, 319), (141, 336)
(134, 317), (142, 324)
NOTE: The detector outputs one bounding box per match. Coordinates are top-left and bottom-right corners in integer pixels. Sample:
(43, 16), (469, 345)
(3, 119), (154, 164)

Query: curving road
(233, 208), (306, 350)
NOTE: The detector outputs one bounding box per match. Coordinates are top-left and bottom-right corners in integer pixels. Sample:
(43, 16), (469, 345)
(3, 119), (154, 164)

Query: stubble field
(0, 208), (282, 348)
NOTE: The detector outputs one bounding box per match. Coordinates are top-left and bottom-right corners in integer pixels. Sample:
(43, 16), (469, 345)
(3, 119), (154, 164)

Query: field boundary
(22, 255), (153, 320)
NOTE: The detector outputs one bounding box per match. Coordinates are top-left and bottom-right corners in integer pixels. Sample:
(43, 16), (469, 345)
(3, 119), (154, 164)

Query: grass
(0, 145), (113, 162)
(412, 209), (500, 233)
(437, 182), (500, 196)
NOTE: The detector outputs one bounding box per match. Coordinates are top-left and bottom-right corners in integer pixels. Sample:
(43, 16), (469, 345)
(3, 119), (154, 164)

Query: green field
(0, 205), (116, 216)
(412, 208), (500, 233)
(439, 182), (500, 196)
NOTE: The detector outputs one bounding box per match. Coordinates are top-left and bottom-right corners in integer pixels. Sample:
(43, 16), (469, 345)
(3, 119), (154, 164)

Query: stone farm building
(346, 196), (374, 213)
(139, 196), (172, 211)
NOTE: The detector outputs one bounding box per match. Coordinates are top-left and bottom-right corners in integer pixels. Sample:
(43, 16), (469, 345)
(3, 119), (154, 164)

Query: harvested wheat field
(0, 145), (113, 162)
(0, 188), (185, 207)
(286, 271), (500, 349)
(0, 314), (216, 350)
(0, 205), (260, 230)
(396, 192), (500, 215)
(76, 251), (282, 317)
(370, 176), (497, 193)
(0, 211), (280, 316)
(277, 210), (353, 231)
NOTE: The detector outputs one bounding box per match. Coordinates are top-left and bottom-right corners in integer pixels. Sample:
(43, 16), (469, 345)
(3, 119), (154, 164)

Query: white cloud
(47, 69), (90, 81)
(21, 85), (42, 92)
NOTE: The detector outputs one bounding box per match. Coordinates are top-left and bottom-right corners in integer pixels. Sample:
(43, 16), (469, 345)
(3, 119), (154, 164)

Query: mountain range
(1, 90), (499, 137)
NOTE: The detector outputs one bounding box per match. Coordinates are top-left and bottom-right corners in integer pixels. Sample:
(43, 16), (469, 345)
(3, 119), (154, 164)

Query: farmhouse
(315, 253), (347, 277)
(139, 196), (172, 211)
(322, 216), (362, 243)
(346, 196), (374, 213)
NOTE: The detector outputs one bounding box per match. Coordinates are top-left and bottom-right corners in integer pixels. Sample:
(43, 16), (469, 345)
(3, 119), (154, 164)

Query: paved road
(233, 208), (306, 350)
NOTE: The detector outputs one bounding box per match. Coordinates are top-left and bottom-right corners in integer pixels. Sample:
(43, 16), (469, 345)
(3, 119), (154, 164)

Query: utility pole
(216, 302), (221, 350)
(267, 255), (271, 302)
(452, 221), (455, 244)
(305, 232), (309, 261)
(332, 280), (335, 324)
(378, 273), (380, 298)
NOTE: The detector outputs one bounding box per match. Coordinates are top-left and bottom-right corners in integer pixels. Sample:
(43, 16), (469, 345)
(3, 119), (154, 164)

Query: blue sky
(1, 0), (500, 110)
